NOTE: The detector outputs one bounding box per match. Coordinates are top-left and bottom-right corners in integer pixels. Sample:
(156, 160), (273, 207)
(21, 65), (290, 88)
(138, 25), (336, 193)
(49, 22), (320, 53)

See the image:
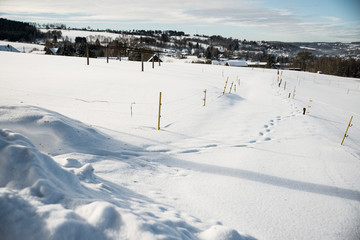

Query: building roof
(0, 45), (20, 52)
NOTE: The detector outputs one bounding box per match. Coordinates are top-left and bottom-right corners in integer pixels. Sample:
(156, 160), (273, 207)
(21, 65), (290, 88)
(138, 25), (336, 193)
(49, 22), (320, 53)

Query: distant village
(1, 18), (360, 77)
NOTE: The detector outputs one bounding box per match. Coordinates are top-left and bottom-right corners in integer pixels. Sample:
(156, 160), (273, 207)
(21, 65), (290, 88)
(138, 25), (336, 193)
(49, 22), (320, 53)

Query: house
(191, 48), (199, 55)
(147, 54), (163, 62)
(0, 44), (20, 53)
(181, 49), (189, 55)
(212, 59), (248, 67)
(247, 61), (267, 68)
(49, 48), (58, 55)
(174, 50), (185, 59)
(225, 59), (248, 67)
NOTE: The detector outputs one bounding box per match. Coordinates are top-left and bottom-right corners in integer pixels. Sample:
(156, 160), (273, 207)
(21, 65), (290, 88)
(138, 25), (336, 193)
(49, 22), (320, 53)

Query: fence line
(2, 70), (358, 148)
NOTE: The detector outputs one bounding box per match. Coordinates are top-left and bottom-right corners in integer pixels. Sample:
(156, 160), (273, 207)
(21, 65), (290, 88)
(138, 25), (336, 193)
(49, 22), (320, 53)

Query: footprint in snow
(180, 149), (199, 154)
(203, 144), (217, 148)
(158, 207), (167, 212)
(234, 144), (248, 148)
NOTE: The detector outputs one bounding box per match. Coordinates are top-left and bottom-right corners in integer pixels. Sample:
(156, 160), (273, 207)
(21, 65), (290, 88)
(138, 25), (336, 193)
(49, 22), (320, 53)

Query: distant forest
(0, 18), (44, 42)
(291, 52), (360, 78)
(0, 18), (60, 42)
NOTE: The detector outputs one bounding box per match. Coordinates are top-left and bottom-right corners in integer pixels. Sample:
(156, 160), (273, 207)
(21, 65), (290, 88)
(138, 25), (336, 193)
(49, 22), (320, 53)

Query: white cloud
(0, 0), (358, 41)
(323, 16), (341, 22)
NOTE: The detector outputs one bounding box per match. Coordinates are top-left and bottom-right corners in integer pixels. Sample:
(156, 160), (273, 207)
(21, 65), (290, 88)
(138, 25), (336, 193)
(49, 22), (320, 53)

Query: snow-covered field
(40, 29), (138, 43)
(0, 51), (359, 240)
(0, 40), (45, 53)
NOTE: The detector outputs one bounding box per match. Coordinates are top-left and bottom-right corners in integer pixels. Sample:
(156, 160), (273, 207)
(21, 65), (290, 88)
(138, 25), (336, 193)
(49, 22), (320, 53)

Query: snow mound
(58, 157), (83, 168)
(0, 105), (140, 156)
(0, 108), (249, 240)
(0, 129), (80, 203)
(75, 163), (96, 182)
(220, 93), (244, 106)
(199, 225), (256, 240)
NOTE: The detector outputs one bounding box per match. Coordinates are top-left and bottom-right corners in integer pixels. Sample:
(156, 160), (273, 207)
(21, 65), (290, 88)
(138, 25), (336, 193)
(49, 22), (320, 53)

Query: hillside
(0, 51), (360, 240)
(1, 18), (359, 77)
(0, 18), (44, 42)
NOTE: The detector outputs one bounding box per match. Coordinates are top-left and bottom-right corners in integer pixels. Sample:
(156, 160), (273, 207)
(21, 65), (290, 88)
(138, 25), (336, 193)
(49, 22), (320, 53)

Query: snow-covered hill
(0, 40), (45, 53)
(0, 51), (359, 240)
(40, 29), (124, 43)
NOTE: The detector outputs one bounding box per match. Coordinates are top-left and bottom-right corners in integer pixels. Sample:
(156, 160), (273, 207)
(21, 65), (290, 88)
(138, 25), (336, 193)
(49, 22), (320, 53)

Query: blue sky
(1, 0), (359, 42)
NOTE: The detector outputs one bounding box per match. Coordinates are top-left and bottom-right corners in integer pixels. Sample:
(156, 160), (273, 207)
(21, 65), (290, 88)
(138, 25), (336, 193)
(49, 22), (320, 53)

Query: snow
(41, 29), (118, 39)
(0, 51), (360, 240)
(0, 40), (44, 53)
(212, 59), (248, 67)
(40, 29), (137, 43)
(300, 46), (317, 51)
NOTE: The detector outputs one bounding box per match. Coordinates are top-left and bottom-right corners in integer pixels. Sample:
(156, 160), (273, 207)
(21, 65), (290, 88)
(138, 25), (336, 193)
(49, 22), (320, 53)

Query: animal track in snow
(234, 116), (281, 148)
(253, 117), (280, 144)
(203, 144), (217, 148)
(234, 144), (248, 148)
(180, 149), (199, 154)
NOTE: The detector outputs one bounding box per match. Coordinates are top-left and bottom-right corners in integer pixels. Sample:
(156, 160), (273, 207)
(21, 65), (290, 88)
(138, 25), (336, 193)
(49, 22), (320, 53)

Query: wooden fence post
(306, 98), (312, 114)
(293, 86), (296, 99)
(86, 44), (89, 65)
(203, 89), (207, 106)
(158, 92), (162, 130)
(131, 102), (136, 118)
(223, 77), (229, 95)
(106, 45), (109, 63)
(141, 53), (144, 72)
(341, 116), (353, 145)
(229, 81), (234, 93)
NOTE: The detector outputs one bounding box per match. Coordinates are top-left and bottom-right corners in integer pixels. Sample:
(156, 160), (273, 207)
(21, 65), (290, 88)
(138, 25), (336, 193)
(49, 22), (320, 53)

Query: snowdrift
(0, 105), (142, 156)
(0, 105), (252, 240)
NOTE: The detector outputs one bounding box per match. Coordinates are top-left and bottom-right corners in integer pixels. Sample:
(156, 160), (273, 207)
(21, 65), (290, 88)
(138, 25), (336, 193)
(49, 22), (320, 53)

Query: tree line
(291, 52), (360, 78)
(0, 18), (44, 42)
(0, 18), (62, 42)
(46, 36), (154, 61)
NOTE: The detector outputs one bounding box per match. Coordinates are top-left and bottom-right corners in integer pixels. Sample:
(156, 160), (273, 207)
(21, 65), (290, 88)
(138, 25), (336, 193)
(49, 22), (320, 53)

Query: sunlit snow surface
(0, 51), (359, 240)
